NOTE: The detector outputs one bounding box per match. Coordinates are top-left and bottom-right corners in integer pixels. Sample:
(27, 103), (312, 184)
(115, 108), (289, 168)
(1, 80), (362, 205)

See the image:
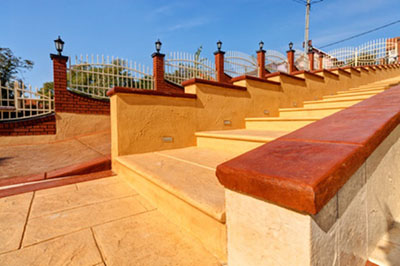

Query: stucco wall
(224, 124), (400, 266)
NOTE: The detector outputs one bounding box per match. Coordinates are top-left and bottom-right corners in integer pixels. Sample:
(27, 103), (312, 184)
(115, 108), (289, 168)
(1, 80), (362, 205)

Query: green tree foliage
(0, 48), (33, 85)
(37, 82), (54, 98)
(68, 58), (153, 95)
(0, 48), (34, 106)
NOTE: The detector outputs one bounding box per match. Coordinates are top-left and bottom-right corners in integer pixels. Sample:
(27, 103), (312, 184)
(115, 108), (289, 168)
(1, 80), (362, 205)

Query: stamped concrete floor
(0, 131), (111, 180)
(0, 175), (221, 265)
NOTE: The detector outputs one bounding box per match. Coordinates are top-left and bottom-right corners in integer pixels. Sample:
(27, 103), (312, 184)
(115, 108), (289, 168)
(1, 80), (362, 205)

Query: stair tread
(280, 106), (347, 112)
(245, 117), (318, 121)
(117, 147), (236, 222)
(196, 129), (289, 142)
(324, 90), (383, 98)
(304, 96), (371, 104)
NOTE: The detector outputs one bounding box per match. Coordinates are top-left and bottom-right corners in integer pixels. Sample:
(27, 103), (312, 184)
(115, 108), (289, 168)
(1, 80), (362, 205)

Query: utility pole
(304, 0), (311, 53)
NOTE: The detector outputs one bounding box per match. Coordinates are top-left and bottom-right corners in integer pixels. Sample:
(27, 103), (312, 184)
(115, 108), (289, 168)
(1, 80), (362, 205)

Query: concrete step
(323, 89), (384, 99)
(114, 147), (237, 261)
(337, 86), (387, 94)
(279, 106), (345, 118)
(245, 117), (317, 131)
(303, 96), (369, 108)
(195, 129), (288, 156)
(368, 221), (400, 265)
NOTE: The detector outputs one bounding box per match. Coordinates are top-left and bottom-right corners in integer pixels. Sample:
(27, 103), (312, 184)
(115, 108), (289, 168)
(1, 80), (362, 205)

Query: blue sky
(2, 0), (400, 88)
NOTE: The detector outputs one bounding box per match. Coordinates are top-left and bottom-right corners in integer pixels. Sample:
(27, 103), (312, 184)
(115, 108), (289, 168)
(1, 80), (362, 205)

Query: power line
(320, 19), (400, 49)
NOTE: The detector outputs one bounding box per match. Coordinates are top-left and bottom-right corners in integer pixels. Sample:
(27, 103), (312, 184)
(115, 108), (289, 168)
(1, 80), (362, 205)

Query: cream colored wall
(110, 67), (400, 158)
(224, 125), (400, 266)
(232, 79), (283, 117)
(111, 93), (197, 157)
(55, 112), (110, 140)
(0, 112), (110, 146)
(190, 83), (251, 131)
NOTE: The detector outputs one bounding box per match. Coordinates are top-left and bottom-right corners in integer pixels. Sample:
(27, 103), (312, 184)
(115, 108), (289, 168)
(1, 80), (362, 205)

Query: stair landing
(0, 176), (221, 265)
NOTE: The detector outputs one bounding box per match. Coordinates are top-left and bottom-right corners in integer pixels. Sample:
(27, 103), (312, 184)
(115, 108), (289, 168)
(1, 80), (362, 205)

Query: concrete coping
(265, 71), (305, 82)
(181, 78), (247, 91)
(216, 84), (400, 215)
(230, 75), (280, 85)
(291, 70), (325, 81)
(312, 69), (339, 78)
(106, 87), (197, 99)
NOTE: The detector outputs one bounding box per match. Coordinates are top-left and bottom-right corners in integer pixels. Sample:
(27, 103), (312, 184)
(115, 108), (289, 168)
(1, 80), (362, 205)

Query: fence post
(13, 81), (19, 110)
(50, 53), (68, 112)
(308, 49), (315, 71)
(152, 51), (166, 91)
(257, 47), (266, 79)
(354, 48), (358, 66)
(287, 43), (295, 74)
(319, 53), (323, 70)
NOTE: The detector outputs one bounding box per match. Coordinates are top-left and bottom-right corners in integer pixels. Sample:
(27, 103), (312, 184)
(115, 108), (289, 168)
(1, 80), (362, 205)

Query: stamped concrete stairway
(114, 76), (400, 262)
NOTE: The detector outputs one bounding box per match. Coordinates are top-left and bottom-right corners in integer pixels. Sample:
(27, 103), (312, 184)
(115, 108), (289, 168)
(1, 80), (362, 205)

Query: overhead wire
(320, 19), (400, 49)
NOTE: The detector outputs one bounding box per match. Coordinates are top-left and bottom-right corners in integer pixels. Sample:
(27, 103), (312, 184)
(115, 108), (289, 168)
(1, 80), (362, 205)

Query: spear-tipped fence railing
(68, 55), (154, 99)
(294, 49), (310, 71)
(164, 52), (216, 86)
(323, 38), (398, 69)
(0, 81), (54, 121)
(224, 51), (258, 77)
(265, 50), (288, 73)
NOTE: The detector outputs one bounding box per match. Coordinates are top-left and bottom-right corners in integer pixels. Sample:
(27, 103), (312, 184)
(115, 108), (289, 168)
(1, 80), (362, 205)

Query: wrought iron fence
(68, 55), (154, 99)
(164, 52), (216, 86)
(294, 49), (310, 71)
(323, 38), (398, 69)
(265, 50), (288, 73)
(224, 51), (258, 77)
(0, 81), (54, 121)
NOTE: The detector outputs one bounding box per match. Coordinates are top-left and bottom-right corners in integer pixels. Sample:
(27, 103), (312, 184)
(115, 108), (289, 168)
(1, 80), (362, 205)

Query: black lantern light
(54, 36), (64, 56)
(259, 41), (264, 51)
(217, 40), (222, 52)
(289, 42), (294, 51)
(308, 45), (313, 53)
(155, 39), (162, 53)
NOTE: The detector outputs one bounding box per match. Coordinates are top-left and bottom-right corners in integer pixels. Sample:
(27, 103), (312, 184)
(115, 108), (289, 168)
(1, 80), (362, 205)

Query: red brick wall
(0, 114), (56, 136)
(52, 54), (110, 115)
(56, 90), (110, 115)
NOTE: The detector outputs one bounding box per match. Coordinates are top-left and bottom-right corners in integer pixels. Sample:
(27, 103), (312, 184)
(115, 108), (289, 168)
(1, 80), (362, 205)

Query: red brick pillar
(257, 49), (266, 79)
(287, 49), (295, 74)
(397, 38), (400, 63)
(308, 51), (315, 71)
(214, 50), (225, 83)
(152, 52), (166, 92)
(319, 53), (323, 70)
(50, 54), (68, 112)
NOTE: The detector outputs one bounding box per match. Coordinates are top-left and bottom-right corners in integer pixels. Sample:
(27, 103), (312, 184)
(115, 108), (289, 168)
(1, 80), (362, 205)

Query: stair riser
(323, 92), (382, 100)
(196, 136), (265, 156)
(245, 120), (314, 131)
(279, 108), (341, 118)
(304, 100), (363, 108)
(114, 160), (227, 262)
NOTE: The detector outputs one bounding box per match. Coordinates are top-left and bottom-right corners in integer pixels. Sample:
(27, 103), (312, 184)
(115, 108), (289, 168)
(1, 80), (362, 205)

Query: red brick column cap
(50, 54), (68, 62)
(213, 50), (225, 55)
(151, 52), (165, 58)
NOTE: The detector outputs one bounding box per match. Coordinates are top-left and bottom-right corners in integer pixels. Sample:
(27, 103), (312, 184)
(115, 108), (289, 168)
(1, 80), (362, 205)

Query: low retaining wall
(0, 114), (56, 136)
(216, 84), (400, 265)
(56, 89), (110, 115)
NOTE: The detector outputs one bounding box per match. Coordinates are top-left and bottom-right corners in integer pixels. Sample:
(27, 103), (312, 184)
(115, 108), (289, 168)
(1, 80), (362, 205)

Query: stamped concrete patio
(0, 131), (111, 183)
(0, 175), (221, 265)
